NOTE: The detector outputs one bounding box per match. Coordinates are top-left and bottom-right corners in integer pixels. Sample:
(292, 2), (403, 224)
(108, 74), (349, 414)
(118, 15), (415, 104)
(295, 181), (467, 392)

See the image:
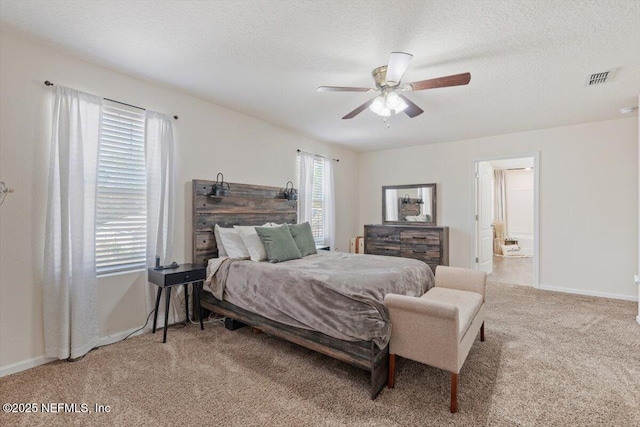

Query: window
(310, 157), (325, 244)
(297, 155), (328, 245)
(95, 102), (146, 275)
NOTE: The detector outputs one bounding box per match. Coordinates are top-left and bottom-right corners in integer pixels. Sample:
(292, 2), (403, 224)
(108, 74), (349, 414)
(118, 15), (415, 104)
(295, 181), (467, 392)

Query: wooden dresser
(364, 225), (449, 272)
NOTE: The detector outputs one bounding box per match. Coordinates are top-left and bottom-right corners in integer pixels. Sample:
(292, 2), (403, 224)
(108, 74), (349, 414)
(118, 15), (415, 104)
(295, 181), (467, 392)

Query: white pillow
(217, 226), (249, 259)
(235, 223), (274, 262)
(214, 224), (228, 257)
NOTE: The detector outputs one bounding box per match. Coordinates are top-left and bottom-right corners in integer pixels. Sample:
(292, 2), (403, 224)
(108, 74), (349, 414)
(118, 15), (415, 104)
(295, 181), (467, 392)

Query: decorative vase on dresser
(364, 225), (449, 273)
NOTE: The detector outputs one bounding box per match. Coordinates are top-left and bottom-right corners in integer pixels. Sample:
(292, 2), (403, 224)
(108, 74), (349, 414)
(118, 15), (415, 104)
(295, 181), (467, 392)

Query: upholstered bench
(384, 266), (487, 413)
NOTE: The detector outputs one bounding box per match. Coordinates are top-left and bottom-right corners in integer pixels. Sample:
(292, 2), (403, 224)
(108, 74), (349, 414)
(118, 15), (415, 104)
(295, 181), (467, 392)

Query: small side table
(147, 263), (206, 343)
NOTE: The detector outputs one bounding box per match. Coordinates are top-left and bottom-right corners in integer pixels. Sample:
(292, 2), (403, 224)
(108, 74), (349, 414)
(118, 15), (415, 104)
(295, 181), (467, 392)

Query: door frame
(471, 152), (540, 288)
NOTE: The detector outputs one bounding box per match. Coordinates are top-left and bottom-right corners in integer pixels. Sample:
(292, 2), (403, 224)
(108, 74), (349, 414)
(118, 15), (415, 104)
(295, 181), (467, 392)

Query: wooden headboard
(192, 179), (297, 266)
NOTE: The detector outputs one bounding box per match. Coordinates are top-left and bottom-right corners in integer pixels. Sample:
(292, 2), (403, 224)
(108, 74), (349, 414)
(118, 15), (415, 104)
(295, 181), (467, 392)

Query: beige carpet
(1, 282), (639, 426)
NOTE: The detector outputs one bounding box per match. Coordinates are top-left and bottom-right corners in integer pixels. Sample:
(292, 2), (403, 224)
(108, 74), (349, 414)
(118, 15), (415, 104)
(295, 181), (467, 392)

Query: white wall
(0, 32), (359, 373)
(359, 117), (638, 300)
(505, 169), (534, 255)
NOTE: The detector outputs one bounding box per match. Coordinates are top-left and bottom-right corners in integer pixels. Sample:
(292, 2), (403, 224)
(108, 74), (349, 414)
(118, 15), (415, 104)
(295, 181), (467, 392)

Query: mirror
(382, 183), (437, 226)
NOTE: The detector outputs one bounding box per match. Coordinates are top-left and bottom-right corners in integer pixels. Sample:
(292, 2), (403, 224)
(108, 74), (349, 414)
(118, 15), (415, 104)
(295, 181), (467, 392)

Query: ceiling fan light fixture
(394, 97), (408, 114)
(386, 92), (402, 110)
(380, 107), (392, 117)
(369, 92), (408, 117)
(369, 96), (385, 115)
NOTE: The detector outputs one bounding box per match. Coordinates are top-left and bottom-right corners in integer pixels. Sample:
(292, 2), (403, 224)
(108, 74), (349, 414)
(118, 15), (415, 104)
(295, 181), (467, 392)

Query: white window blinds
(298, 155), (327, 245)
(310, 157), (325, 243)
(95, 102), (147, 275)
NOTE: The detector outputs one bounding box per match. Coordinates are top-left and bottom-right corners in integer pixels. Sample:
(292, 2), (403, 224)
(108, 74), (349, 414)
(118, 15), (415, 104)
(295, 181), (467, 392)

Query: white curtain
(494, 169), (508, 234)
(145, 111), (177, 325)
(297, 152), (335, 249)
(322, 158), (335, 250)
(298, 151), (315, 226)
(385, 189), (398, 221)
(44, 86), (102, 359)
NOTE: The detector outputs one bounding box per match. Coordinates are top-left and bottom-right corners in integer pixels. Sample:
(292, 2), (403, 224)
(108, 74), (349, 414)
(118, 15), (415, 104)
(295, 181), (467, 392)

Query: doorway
(473, 154), (539, 287)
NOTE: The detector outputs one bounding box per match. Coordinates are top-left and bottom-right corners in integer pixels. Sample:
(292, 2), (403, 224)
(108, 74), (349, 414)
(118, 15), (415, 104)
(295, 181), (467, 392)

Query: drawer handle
(413, 251), (427, 254)
(412, 236), (426, 239)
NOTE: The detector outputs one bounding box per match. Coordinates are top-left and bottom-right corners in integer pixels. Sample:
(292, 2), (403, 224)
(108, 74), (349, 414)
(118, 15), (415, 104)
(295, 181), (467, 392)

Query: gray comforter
(207, 251), (433, 348)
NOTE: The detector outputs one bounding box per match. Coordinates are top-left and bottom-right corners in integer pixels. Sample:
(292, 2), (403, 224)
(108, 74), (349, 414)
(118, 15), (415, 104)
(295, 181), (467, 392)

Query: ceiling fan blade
(405, 72), (471, 91)
(317, 86), (374, 92)
(398, 94), (424, 118)
(386, 52), (413, 85)
(342, 98), (376, 119)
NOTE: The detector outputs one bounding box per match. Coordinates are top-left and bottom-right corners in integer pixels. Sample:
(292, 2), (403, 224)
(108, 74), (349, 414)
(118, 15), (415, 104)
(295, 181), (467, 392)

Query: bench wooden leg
(450, 372), (458, 413)
(388, 353), (396, 388)
(481, 322), (485, 342)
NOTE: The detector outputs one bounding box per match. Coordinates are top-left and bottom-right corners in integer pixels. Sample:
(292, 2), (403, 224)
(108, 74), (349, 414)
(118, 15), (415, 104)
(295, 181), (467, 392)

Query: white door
(477, 162), (493, 274)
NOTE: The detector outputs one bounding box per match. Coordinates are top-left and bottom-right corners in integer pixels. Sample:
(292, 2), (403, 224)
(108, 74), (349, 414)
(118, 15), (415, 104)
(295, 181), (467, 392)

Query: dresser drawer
(165, 269), (206, 286)
(400, 245), (441, 260)
(365, 225), (400, 256)
(400, 229), (441, 245)
(367, 244), (400, 257)
(365, 226), (400, 244)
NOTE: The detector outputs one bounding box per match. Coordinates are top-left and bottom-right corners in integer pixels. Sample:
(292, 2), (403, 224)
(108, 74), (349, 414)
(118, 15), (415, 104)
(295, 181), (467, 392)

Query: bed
(192, 179), (434, 398)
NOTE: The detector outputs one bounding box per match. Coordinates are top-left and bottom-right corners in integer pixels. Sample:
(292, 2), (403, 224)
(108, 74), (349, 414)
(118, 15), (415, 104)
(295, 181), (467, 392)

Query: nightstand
(147, 263), (206, 343)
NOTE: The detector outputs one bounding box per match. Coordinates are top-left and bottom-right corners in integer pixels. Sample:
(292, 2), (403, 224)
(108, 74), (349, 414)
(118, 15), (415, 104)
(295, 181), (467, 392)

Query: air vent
(586, 69), (615, 86)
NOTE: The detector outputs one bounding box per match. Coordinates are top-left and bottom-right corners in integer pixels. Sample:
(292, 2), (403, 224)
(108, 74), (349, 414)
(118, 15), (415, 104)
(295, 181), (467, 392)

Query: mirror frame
(382, 183), (437, 226)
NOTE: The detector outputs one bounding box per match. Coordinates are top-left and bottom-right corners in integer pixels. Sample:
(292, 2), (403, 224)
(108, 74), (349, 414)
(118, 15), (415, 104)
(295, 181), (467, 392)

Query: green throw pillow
(288, 222), (317, 257)
(255, 225), (302, 263)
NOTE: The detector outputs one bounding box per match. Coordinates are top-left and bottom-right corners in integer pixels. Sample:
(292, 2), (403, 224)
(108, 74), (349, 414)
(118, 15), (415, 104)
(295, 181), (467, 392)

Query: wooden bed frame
(191, 179), (388, 399)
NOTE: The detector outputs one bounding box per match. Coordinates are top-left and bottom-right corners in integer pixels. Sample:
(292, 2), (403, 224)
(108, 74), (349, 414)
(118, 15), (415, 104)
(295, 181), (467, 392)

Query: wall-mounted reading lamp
(211, 173), (230, 196)
(284, 181), (298, 200)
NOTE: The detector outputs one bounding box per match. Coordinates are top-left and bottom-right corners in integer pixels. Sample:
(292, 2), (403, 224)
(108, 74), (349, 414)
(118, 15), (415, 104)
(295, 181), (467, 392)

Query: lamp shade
(369, 92), (409, 117)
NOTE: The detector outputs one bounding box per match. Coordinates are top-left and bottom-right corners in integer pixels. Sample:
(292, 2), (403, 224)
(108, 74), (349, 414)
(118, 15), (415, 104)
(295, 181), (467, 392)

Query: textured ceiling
(1, 0), (638, 152)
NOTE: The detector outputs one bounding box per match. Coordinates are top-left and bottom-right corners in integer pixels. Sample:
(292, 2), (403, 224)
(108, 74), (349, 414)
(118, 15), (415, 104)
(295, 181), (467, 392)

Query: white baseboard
(97, 326), (148, 347)
(1, 327), (150, 378)
(637, 315), (640, 325)
(539, 284), (638, 302)
(0, 356), (56, 378)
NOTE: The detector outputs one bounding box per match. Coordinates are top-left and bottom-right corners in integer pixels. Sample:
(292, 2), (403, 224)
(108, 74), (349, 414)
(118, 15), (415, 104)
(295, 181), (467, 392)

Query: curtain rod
(297, 149), (339, 162)
(44, 81), (178, 120)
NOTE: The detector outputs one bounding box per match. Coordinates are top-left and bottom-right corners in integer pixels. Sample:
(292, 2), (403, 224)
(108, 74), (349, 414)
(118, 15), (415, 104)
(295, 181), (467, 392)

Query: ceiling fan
(317, 52), (471, 120)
